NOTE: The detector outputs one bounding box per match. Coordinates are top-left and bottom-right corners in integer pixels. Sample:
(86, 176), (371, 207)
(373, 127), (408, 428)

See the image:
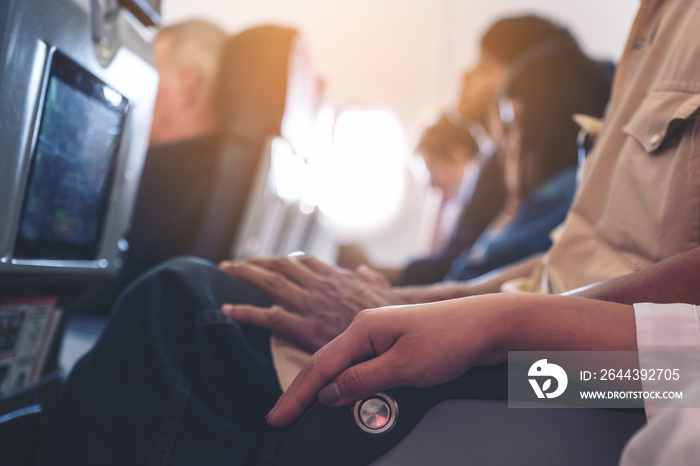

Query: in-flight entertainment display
(14, 50), (129, 260)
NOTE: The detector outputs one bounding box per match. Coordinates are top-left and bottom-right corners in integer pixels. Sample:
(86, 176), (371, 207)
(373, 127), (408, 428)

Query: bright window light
(318, 109), (406, 231)
(270, 137), (308, 201)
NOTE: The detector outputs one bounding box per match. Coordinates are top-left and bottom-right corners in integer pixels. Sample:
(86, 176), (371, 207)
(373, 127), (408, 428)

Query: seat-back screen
(13, 50), (129, 260)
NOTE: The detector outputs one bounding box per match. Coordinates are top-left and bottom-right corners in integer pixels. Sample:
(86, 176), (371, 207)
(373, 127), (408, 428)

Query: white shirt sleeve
(620, 379), (700, 466)
(634, 302), (700, 419)
(620, 303), (700, 466)
(634, 303), (700, 352)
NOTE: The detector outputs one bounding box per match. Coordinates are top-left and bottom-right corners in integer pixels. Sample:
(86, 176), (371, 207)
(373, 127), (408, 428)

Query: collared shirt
(532, 0), (700, 294)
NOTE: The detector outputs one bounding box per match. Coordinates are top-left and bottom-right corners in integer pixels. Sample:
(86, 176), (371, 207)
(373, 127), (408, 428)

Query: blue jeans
(42, 257), (282, 466)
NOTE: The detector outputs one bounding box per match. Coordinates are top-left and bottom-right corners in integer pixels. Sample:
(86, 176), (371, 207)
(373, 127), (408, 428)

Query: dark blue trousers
(43, 257), (282, 466)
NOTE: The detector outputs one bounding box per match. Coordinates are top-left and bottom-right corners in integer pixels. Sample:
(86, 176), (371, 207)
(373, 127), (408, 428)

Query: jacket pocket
(623, 89), (700, 153)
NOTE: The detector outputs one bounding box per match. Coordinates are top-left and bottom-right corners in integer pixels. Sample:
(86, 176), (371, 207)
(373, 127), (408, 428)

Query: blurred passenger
(128, 19), (227, 274)
(339, 15), (572, 285)
(458, 15), (570, 131)
(444, 30), (612, 281)
(73, 19), (227, 315)
(417, 116), (482, 253)
(338, 114), (494, 283)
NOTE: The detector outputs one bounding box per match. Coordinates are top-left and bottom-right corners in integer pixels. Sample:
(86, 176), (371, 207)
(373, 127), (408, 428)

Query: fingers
(337, 244), (369, 270)
(220, 262), (307, 310)
(320, 352), (413, 407)
(222, 304), (316, 349)
(246, 256), (317, 287)
(266, 322), (381, 427)
(265, 299), (501, 428)
(295, 255), (339, 275)
(356, 264), (390, 288)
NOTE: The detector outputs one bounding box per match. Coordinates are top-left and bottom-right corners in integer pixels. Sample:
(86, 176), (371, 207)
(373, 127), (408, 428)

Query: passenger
(458, 14), (572, 130)
(126, 19), (227, 279)
(339, 15), (574, 286)
(72, 20), (227, 315)
(337, 114), (487, 284)
(45, 1), (700, 464)
(411, 116), (482, 255)
(445, 31), (610, 281)
(417, 118), (481, 255)
(341, 28), (611, 284)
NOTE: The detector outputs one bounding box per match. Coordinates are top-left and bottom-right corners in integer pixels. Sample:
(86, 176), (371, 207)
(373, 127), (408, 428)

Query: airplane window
(270, 137), (310, 202)
(317, 109), (406, 231)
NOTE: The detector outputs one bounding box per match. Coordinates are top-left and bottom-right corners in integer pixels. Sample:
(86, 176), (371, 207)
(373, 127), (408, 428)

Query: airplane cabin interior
(0, 0), (697, 465)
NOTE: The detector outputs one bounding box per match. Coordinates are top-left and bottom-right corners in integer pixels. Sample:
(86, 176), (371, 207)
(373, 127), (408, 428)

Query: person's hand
(337, 245), (401, 285)
(265, 295), (511, 427)
(354, 263), (392, 288)
(220, 255), (408, 353)
(336, 243), (371, 271)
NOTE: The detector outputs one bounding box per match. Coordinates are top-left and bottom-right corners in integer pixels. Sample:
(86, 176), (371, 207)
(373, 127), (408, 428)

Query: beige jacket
(536, 0), (700, 294)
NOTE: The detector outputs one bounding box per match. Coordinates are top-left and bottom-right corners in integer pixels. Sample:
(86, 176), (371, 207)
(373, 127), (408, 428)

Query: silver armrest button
(353, 392), (398, 435)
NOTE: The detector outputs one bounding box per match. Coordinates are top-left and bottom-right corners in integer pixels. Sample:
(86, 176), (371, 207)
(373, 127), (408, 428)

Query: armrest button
(360, 397), (390, 429)
(353, 392), (398, 435)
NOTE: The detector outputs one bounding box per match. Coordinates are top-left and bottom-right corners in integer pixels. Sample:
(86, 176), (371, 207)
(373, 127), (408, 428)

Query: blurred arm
(398, 253), (543, 303)
(567, 247), (700, 305)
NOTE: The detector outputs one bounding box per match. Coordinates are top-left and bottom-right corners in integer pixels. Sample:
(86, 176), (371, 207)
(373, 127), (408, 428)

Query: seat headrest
(218, 25), (298, 144)
(217, 25), (317, 151)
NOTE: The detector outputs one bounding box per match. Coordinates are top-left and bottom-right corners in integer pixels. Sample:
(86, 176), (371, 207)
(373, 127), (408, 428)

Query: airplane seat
(597, 59), (616, 85)
(254, 365), (647, 465)
(0, 0), (158, 464)
(190, 25), (322, 261)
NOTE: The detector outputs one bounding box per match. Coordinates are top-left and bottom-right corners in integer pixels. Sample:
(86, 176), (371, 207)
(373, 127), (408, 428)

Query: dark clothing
(399, 153), (505, 285)
(445, 167), (577, 281)
(43, 257), (281, 466)
(40, 159), (568, 464)
(72, 134), (222, 315)
(125, 134), (222, 278)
